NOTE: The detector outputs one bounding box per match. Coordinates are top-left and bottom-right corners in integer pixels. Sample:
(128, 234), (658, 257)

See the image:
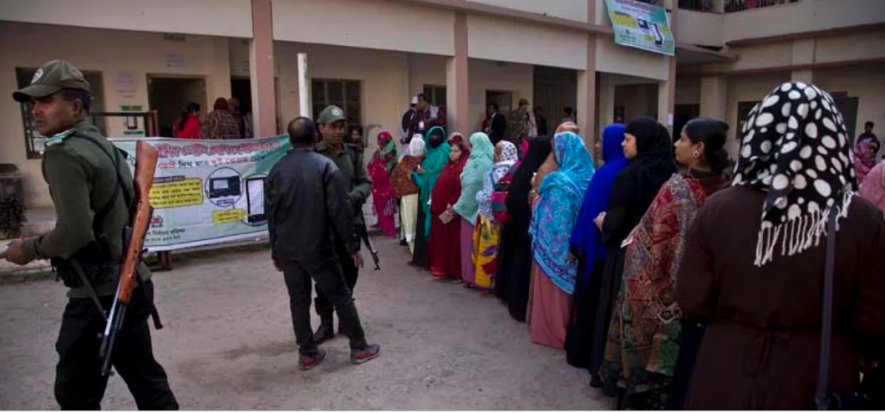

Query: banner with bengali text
(110, 136), (291, 251)
(605, 0), (675, 56)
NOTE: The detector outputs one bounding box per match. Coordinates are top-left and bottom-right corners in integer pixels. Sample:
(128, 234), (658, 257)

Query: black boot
(314, 316), (335, 344)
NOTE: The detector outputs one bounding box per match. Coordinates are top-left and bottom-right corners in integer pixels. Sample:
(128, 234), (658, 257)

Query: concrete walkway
(0, 237), (610, 410)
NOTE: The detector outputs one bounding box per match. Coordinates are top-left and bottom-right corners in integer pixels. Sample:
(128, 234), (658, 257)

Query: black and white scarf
(732, 82), (856, 266)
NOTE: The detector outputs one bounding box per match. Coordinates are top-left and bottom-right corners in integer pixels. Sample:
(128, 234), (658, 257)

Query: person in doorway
(428, 133), (469, 280)
(391, 136), (425, 253)
(454, 133), (495, 287)
(201, 97), (241, 139)
(367, 130), (398, 238)
(1, 60), (178, 409)
(173, 102), (201, 139)
(600, 118), (730, 409)
(415, 94), (446, 137)
(527, 131), (595, 350)
(508, 98), (537, 152)
(483, 102), (507, 145)
(267, 116), (381, 370)
(401, 96), (419, 148)
(534, 106), (549, 137)
(412, 126), (451, 268)
(676, 82), (885, 409)
(588, 117), (677, 388)
(562, 107), (576, 124)
(854, 129), (881, 184)
(228, 97), (247, 139)
(313, 105), (373, 344)
(348, 125), (365, 152)
(859, 121), (879, 152)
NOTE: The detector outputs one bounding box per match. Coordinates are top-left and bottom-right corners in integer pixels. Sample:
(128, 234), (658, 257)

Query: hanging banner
(605, 0), (675, 56)
(110, 136), (291, 252)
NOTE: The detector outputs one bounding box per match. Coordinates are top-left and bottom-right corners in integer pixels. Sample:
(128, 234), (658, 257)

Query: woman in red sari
(429, 133), (469, 280)
(367, 130), (398, 237)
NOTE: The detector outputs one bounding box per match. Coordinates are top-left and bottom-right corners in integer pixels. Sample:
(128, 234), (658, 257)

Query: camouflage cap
(13, 60), (92, 103)
(316, 105), (346, 125)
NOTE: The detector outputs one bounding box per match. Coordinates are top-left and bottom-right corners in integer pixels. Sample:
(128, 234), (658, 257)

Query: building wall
(274, 42), (411, 163)
(0, 22), (232, 208)
(272, 0), (455, 56)
(723, 0), (885, 43)
(596, 37), (670, 81)
(676, 10), (724, 47)
(675, 77), (701, 105)
(467, 14), (588, 70)
(0, 0), (252, 38)
(468, 59), (534, 132)
(408, 54), (448, 103)
(813, 64), (885, 141)
(724, 72), (792, 154)
(467, 0), (589, 23)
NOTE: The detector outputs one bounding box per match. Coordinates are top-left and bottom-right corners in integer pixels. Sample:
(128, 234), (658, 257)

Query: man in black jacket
(484, 102), (507, 144)
(266, 117), (380, 370)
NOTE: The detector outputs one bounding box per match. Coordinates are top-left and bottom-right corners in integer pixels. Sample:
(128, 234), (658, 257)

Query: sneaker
(299, 349), (326, 371)
(351, 344), (381, 364)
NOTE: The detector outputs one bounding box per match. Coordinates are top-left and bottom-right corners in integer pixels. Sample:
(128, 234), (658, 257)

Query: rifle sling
(72, 135), (161, 329)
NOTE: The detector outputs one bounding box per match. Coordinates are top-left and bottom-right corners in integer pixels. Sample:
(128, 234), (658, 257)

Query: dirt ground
(0, 236), (610, 410)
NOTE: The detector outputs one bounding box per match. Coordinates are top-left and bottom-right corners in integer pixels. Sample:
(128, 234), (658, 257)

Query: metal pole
(298, 53), (310, 118)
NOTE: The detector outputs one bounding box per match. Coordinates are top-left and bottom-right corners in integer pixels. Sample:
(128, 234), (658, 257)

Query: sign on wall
(111, 136), (292, 252)
(605, 0), (675, 56)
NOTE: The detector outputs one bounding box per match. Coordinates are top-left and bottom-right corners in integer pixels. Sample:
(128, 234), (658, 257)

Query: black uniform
(266, 147), (368, 354)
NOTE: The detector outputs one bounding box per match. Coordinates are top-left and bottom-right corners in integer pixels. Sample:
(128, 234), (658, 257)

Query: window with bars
(15, 68), (106, 159)
(311, 79), (362, 126)
(422, 85), (447, 107)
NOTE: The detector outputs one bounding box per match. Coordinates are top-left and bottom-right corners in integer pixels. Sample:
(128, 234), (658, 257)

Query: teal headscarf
(453, 132), (495, 225)
(414, 126), (451, 237)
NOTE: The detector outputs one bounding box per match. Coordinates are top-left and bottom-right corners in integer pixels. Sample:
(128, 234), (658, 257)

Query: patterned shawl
(859, 161), (885, 212)
(477, 141), (518, 221)
(853, 136), (879, 184)
(529, 132), (595, 294)
(454, 133), (494, 224)
(601, 173), (708, 396)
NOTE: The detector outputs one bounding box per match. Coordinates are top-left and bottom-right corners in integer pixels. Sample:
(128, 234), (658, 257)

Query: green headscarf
(453, 132), (495, 224)
(414, 126), (451, 237)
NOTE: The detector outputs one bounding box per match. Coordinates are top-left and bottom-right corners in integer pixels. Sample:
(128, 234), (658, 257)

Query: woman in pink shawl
(859, 160), (885, 212)
(853, 136), (880, 184)
(368, 130), (398, 237)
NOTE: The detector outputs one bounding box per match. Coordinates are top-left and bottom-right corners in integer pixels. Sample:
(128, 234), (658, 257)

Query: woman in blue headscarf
(411, 126), (451, 268)
(565, 124), (628, 367)
(527, 131), (595, 350)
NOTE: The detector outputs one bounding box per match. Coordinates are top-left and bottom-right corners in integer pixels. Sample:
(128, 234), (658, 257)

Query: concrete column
(657, 3), (677, 134)
(790, 39), (815, 84)
(576, 0), (598, 153)
(598, 74), (616, 129)
(249, 0), (277, 137)
(446, 12), (470, 135)
(700, 75), (728, 121)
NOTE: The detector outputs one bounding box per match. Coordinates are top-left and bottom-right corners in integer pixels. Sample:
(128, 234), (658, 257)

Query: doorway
(147, 76), (207, 137)
(674, 104), (700, 138)
(486, 90), (513, 115)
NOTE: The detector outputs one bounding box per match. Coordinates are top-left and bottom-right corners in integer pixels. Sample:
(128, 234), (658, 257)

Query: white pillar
(700, 75), (728, 121)
(446, 12), (470, 135)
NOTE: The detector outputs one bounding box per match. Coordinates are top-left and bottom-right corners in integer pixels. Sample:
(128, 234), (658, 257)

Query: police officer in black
(1, 60), (178, 410)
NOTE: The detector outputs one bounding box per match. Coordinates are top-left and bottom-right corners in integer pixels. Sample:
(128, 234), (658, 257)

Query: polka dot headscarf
(732, 82), (855, 267)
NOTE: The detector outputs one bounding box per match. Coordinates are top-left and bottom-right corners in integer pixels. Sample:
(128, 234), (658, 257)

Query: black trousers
(55, 279), (178, 410)
(283, 254), (367, 355)
(314, 240), (358, 320)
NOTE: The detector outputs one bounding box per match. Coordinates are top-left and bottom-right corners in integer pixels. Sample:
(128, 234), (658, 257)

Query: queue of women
(365, 82), (885, 410)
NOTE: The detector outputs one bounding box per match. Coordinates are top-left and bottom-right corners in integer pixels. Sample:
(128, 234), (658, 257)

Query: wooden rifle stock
(99, 140), (158, 376)
(117, 140), (158, 303)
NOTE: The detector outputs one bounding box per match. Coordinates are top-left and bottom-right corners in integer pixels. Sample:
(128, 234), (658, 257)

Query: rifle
(355, 214), (380, 271)
(98, 141), (159, 376)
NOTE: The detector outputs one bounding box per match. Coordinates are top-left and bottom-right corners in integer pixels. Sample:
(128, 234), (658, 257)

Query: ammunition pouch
(52, 236), (119, 289)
